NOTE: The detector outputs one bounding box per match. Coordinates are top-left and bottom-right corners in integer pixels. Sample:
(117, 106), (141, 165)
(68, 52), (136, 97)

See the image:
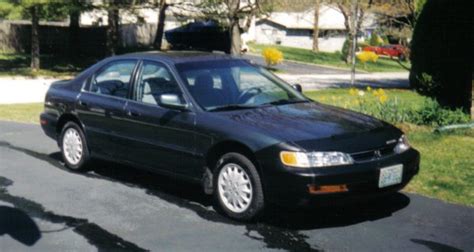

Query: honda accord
(40, 51), (420, 220)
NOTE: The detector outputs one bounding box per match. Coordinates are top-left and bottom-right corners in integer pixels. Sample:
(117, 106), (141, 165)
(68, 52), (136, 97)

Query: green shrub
(414, 73), (439, 96)
(357, 41), (370, 48)
(341, 38), (350, 62)
(369, 33), (383, 46)
(410, 99), (471, 126)
(345, 88), (470, 126)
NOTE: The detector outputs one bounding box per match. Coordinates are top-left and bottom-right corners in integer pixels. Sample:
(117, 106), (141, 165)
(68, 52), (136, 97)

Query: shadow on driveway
(0, 140), (411, 252)
(54, 152), (409, 251)
(0, 206), (41, 246)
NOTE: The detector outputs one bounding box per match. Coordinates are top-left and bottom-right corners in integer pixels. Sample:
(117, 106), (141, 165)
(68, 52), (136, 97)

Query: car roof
(117, 50), (242, 64)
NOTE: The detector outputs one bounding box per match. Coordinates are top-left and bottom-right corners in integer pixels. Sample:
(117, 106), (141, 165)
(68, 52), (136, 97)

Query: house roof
(260, 5), (376, 30)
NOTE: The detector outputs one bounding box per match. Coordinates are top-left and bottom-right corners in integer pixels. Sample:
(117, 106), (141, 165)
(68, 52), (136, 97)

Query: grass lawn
(0, 53), (97, 78)
(0, 103), (43, 124)
(249, 43), (410, 73)
(0, 89), (472, 206)
(403, 129), (474, 206)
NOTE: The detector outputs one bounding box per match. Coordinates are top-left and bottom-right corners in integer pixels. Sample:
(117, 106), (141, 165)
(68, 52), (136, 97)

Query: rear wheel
(59, 122), (90, 171)
(213, 152), (264, 221)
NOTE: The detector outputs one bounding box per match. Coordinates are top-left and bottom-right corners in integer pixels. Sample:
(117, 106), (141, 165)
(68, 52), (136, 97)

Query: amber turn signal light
(308, 184), (348, 194)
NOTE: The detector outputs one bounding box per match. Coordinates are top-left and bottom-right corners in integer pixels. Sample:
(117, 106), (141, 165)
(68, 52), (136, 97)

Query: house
(245, 5), (376, 52)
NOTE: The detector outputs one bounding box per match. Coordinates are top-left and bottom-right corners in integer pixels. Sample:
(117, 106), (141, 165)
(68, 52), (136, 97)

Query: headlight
(394, 135), (410, 154)
(280, 151), (354, 168)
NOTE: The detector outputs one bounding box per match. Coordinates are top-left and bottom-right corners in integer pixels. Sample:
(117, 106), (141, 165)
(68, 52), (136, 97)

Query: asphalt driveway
(0, 121), (473, 251)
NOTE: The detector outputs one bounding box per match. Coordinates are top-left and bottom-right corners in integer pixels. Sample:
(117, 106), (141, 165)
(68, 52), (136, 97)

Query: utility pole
(350, 0), (358, 85)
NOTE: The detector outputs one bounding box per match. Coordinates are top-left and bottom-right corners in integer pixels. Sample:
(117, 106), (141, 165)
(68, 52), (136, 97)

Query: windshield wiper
(262, 99), (308, 106)
(207, 104), (258, 112)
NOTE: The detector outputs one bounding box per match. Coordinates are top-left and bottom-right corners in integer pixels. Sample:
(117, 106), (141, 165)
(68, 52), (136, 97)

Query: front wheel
(59, 121), (90, 171)
(213, 153), (264, 221)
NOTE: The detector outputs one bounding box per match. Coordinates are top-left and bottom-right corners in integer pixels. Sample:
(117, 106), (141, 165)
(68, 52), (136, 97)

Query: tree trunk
(312, 0), (320, 53)
(106, 6), (119, 56)
(338, 4), (352, 64)
(68, 3), (81, 57)
(229, 17), (241, 55)
(345, 33), (354, 64)
(30, 6), (40, 71)
(471, 74), (474, 119)
(153, 0), (168, 50)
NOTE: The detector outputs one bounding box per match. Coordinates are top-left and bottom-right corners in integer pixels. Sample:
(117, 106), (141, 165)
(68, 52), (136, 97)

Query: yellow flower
(357, 51), (379, 64)
(379, 94), (388, 103)
(372, 88), (385, 98)
(366, 86), (372, 92)
(349, 88), (358, 96)
(262, 48), (283, 66)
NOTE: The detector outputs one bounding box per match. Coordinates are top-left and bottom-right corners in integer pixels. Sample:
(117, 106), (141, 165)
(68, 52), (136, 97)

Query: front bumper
(259, 148), (420, 207)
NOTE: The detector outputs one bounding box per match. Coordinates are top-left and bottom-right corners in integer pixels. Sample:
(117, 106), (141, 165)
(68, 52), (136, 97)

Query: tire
(213, 152), (264, 221)
(59, 121), (90, 171)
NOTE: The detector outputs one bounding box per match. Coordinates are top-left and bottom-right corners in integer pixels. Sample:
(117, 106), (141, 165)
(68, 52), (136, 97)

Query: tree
(327, 0), (369, 64)
(271, 0), (313, 11)
(0, 0), (69, 70)
(29, 4), (40, 70)
(312, 0), (321, 52)
(150, 0), (193, 50)
(153, 0), (168, 50)
(67, 0), (93, 57)
(105, 0), (120, 55)
(370, 0), (427, 45)
(409, 0), (472, 113)
(201, 0), (271, 55)
(91, 0), (146, 56)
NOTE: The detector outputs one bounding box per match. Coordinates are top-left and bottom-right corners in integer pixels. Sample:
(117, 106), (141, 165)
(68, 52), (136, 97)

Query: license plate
(378, 164), (403, 188)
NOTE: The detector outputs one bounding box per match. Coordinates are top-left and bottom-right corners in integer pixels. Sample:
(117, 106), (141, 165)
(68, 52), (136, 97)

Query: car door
(76, 59), (138, 158)
(119, 60), (198, 178)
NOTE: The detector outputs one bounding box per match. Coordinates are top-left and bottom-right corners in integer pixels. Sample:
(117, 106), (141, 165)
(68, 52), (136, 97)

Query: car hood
(213, 102), (400, 152)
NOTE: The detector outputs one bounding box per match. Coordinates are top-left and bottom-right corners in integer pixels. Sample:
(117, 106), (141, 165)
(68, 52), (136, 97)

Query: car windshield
(175, 59), (307, 111)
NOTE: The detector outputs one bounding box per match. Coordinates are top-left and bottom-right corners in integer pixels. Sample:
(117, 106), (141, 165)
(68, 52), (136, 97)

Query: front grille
(351, 145), (395, 162)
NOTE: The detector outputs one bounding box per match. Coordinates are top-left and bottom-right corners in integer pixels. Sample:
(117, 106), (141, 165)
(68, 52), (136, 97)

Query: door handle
(127, 111), (141, 117)
(78, 100), (88, 107)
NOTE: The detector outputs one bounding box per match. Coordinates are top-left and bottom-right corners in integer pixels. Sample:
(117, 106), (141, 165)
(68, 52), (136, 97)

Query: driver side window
(90, 60), (137, 98)
(135, 61), (183, 105)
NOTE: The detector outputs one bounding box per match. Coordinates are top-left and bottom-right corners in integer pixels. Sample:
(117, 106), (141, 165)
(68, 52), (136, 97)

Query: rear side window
(90, 60), (137, 98)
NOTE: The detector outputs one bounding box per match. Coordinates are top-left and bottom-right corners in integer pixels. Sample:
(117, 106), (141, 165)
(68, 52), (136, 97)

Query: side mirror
(292, 84), (303, 93)
(158, 94), (189, 111)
